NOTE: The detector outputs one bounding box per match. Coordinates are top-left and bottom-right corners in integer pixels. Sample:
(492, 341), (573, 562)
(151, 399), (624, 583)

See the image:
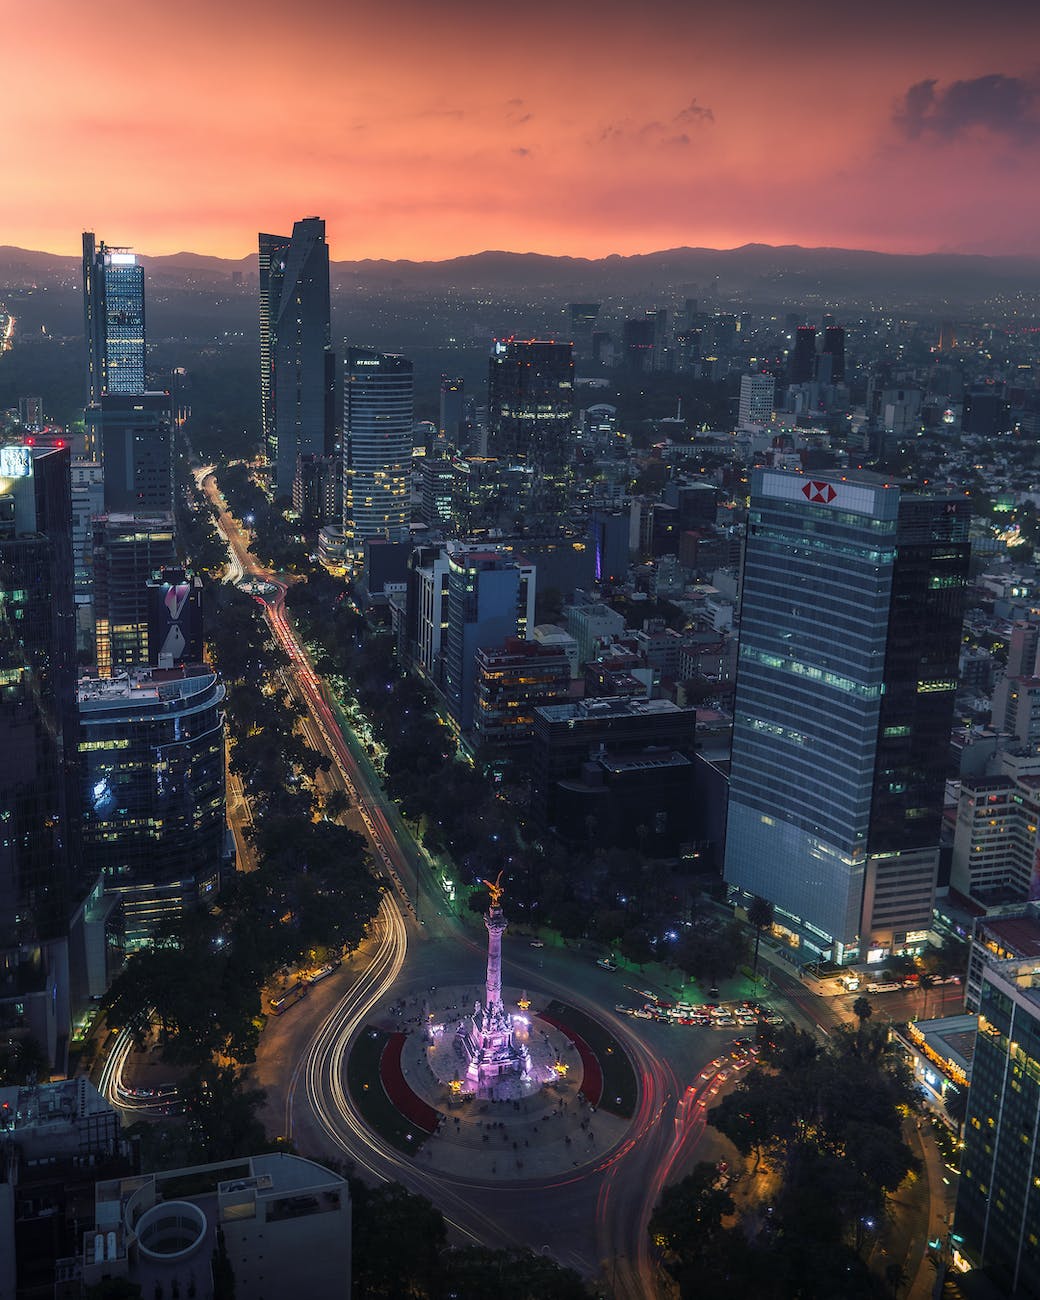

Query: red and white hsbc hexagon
(801, 480), (836, 503)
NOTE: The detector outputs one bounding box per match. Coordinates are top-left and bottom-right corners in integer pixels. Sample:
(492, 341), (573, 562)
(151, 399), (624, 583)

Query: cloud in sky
(675, 98), (715, 126)
(894, 73), (1040, 142)
(598, 97), (715, 149)
(5, 0), (1040, 258)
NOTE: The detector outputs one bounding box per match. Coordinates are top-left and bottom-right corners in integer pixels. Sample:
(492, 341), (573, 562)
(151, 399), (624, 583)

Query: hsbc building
(724, 467), (971, 964)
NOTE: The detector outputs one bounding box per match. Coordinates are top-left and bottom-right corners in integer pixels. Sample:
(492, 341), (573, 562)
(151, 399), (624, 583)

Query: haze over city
(7, 2), (1040, 1299)
(8, 0), (1040, 260)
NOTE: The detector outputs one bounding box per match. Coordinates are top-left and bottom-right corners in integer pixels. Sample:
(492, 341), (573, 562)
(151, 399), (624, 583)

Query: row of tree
(100, 468), (382, 1162)
(286, 568), (766, 979)
(651, 1021), (920, 1298)
(350, 1179), (591, 1299)
(217, 462), (309, 571)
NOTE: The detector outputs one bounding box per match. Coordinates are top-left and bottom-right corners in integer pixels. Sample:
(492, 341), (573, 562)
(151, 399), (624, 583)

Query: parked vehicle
(270, 982), (309, 1015)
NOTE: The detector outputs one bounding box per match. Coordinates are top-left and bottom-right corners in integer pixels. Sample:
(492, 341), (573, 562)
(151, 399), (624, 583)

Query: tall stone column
(485, 907), (507, 1010)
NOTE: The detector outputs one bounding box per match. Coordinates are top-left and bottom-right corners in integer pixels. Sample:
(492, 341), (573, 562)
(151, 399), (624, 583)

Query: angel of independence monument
(456, 874), (530, 1095)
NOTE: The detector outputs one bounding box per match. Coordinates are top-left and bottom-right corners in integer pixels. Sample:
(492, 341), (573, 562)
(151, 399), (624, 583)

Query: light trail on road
(97, 1024), (134, 1109)
(97, 1023), (180, 1117)
(200, 468), (725, 1292)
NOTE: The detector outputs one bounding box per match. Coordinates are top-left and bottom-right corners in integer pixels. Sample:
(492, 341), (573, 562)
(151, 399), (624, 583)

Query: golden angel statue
(482, 870), (505, 908)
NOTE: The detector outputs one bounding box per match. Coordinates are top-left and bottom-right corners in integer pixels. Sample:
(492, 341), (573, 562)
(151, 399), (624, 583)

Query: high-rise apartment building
(259, 218), (334, 498)
(486, 339), (574, 468)
(292, 452), (340, 526)
(993, 623), (1040, 712)
(83, 233), (146, 404)
(951, 749), (1040, 906)
(402, 544), (452, 684)
(724, 469), (971, 964)
(342, 348), (413, 555)
(955, 944), (1040, 1296)
(738, 373), (776, 429)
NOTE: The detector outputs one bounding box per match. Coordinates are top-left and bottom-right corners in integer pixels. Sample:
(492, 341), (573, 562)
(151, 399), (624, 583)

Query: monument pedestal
(456, 888), (528, 1098)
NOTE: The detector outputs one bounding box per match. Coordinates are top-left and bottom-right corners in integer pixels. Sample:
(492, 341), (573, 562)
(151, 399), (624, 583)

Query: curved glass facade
(79, 667), (226, 944)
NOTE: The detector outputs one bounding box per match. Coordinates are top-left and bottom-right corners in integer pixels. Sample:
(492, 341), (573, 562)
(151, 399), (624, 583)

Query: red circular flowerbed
(379, 1032), (440, 1133)
(536, 1011), (603, 1106)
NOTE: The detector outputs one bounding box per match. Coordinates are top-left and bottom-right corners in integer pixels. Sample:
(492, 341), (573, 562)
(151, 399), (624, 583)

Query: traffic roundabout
(345, 981), (639, 1183)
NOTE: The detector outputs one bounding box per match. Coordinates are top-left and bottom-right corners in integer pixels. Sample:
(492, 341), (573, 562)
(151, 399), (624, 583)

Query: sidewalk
(905, 1117), (958, 1300)
(384, 984), (630, 1182)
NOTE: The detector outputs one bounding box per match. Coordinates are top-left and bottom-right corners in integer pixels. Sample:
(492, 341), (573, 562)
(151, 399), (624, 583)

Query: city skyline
(6, 0), (1040, 261)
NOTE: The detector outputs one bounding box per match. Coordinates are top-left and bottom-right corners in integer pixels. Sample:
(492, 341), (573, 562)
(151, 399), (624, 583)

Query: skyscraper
(822, 325), (846, 383)
(258, 218), (334, 498)
(486, 339), (574, 468)
(98, 391), (174, 515)
(621, 319), (655, 375)
(724, 468), (970, 964)
(738, 373), (776, 429)
(789, 325), (817, 384)
(955, 942), (1040, 1296)
(92, 515), (178, 674)
(0, 445), (83, 1066)
(82, 233), (146, 404)
(258, 230), (291, 463)
(439, 376), (465, 447)
(79, 664), (226, 945)
(442, 543), (536, 732)
(342, 348), (413, 555)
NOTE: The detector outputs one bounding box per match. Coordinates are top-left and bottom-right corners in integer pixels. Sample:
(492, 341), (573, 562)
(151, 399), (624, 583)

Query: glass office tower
(0, 446), (84, 1067)
(487, 338), (574, 469)
(83, 232), (146, 402)
(79, 665), (226, 944)
(258, 218), (333, 498)
(955, 952), (1040, 1296)
(99, 392), (174, 515)
(724, 469), (970, 964)
(342, 348), (413, 556)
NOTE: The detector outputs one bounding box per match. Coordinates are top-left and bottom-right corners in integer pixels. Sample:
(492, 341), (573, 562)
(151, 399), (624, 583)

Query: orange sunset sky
(5, 0), (1040, 262)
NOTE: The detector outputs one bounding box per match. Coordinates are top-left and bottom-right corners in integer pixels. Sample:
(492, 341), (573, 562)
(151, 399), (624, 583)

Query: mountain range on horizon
(3, 241), (1040, 306)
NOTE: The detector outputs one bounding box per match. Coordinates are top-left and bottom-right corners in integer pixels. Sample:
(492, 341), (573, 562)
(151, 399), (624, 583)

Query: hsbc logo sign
(761, 471), (879, 516)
